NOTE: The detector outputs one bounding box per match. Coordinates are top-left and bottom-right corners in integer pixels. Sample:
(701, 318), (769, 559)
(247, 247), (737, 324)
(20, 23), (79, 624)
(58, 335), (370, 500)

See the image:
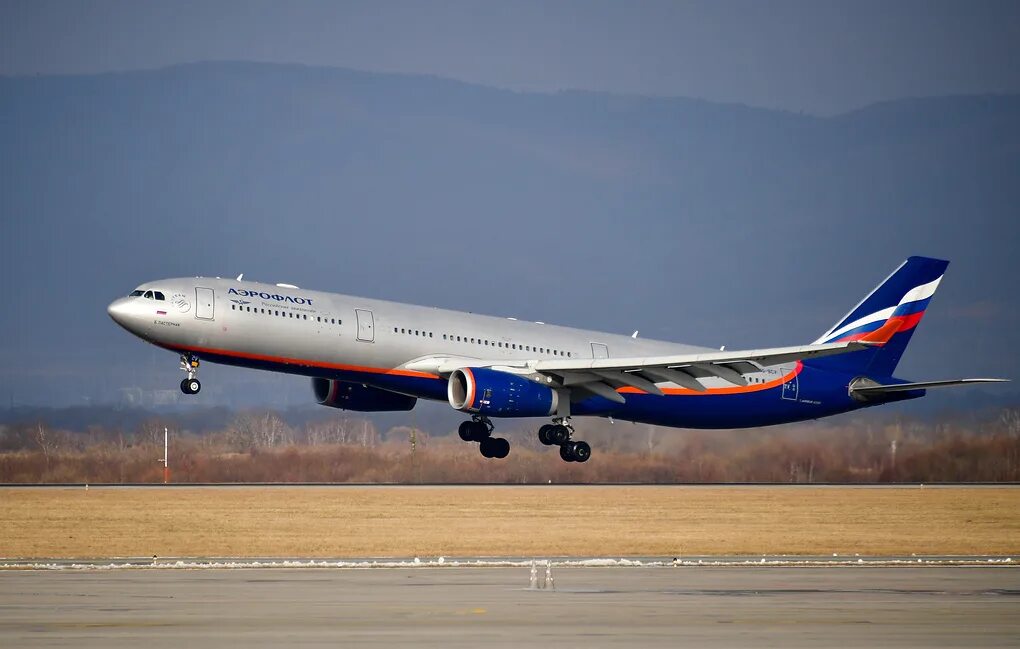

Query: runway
(1, 566), (1017, 647)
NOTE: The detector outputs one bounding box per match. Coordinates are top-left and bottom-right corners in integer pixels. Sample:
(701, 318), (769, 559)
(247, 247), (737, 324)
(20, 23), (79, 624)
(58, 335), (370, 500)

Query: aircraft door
(591, 342), (609, 358)
(355, 309), (375, 342)
(195, 287), (215, 320)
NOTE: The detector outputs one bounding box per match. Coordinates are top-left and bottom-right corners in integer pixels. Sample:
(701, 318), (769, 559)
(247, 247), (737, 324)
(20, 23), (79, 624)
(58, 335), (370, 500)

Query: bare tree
(228, 411), (293, 450)
(1000, 409), (1020, 438)
(33, 423), (58, 470)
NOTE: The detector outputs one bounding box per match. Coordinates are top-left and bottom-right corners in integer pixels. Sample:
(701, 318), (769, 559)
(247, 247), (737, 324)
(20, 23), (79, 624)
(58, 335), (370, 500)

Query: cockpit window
(143, 291), (153, 299)
(129, 290), (144, 297)
(153, 291), (165, 301)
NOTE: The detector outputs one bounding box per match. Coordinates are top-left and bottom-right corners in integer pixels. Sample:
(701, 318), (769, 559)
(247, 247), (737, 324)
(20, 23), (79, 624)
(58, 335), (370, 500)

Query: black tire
(180, 379), (190, 394)
(559, 443), (576, 462)
(470, 421), (490, 442)
(549, 425), (570, 446)
(572, 441), (591, 463)
(187, 379), (201, 394)
(491, 438), (510, 459)
(479, 437), (497, 458)
(538, 424), (554, 446)
(458, 421), (475, 442)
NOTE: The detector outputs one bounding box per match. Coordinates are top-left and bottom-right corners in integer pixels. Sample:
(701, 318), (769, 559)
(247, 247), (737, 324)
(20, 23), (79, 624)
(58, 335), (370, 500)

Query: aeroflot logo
(228, 288), (314, 305)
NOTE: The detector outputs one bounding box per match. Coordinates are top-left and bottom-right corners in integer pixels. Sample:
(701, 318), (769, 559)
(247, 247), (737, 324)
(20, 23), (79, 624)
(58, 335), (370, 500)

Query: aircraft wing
(414, 340), (876, 404)
(522, 341), (874, 403)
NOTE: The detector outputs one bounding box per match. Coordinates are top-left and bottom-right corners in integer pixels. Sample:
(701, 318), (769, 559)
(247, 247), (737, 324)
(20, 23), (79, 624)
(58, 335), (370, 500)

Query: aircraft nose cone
(107, 298), (131, 326)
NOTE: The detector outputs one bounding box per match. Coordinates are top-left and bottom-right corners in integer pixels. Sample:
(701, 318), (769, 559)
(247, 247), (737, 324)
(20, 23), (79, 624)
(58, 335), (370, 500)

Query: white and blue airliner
(108, 256), (1005, 462)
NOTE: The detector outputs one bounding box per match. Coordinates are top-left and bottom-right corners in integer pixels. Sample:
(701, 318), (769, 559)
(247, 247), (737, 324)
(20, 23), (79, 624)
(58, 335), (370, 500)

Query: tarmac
(1, 565), (1017, 647)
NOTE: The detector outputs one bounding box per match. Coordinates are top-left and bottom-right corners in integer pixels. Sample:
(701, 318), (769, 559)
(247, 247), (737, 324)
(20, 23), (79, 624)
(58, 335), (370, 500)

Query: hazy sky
(2, 0), (1018, 114)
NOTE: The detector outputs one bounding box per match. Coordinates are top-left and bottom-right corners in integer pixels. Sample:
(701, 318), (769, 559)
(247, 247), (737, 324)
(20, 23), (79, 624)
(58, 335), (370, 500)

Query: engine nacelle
(447, 367), (558, 417)
(313, 378), (417, 412)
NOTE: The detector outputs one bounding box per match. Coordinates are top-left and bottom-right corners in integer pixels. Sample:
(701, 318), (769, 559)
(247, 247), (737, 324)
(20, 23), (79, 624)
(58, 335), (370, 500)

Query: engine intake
(313, 378), (417, 412)
(447, 367), (558, 417)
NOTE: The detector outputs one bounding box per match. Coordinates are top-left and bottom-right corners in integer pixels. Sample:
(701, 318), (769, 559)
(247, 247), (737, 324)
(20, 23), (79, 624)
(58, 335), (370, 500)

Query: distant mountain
(1, 62), (1016, 410)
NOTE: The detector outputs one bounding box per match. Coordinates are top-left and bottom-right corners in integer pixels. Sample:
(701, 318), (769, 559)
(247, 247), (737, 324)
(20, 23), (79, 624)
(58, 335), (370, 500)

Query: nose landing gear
(538, 418), (591, 462)
(458, 416), (510, 459)
(179, 354), (201, 395)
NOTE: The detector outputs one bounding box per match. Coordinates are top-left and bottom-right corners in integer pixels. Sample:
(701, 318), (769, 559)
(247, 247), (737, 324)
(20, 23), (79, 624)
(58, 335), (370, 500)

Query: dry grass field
(1, 486), (1017, 559)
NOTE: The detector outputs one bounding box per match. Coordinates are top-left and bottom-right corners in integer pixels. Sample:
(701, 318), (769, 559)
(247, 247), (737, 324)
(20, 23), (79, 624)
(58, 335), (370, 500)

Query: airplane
(107, 256), (1005, 462)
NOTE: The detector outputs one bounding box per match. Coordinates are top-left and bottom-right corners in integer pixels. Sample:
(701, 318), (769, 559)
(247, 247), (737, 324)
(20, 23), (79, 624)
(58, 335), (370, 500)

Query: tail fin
(807, 256), (949, 376)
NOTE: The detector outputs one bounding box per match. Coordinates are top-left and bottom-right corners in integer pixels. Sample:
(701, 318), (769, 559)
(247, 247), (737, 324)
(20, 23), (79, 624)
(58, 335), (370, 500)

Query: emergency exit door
(591, 342), (609, 358)
(355, 309), (375, 342)
(195, 287), (215, 320)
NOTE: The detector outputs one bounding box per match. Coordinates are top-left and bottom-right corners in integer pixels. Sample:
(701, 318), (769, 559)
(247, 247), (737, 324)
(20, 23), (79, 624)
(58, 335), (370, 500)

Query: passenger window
(429, 332), (433, 338)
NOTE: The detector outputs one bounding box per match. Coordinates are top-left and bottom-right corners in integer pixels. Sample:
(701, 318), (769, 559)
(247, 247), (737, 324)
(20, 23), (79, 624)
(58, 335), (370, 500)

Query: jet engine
(312, 378), (417, 412)
(447, 367), (558, 417)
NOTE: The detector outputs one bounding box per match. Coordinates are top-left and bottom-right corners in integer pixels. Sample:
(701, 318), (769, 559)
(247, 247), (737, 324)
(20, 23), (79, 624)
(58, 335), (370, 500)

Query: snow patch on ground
(0, 556), (1015, 571)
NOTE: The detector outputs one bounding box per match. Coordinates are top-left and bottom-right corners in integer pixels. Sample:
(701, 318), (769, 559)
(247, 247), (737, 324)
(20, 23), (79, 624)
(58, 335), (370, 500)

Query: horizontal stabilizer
(851, 378), (1009, 395)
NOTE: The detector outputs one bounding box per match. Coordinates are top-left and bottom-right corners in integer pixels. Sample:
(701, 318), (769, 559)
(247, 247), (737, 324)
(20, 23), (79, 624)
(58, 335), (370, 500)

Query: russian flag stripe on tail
(806, 256), (949, 377)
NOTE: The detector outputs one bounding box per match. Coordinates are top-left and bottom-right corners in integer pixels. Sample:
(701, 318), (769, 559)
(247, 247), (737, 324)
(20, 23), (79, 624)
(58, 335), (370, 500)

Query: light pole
(159, 427), (169, 484)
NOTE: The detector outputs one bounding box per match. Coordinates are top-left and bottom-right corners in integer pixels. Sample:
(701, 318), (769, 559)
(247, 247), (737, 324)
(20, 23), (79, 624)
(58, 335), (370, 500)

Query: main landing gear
(179, 353), (201, 395)
(458, 416), (510, 459)
(538, 418), (591, 463)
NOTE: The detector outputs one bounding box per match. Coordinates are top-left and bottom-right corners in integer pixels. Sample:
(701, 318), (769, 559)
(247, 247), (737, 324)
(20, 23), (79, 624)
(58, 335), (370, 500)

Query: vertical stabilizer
(807, 256), (949, 376)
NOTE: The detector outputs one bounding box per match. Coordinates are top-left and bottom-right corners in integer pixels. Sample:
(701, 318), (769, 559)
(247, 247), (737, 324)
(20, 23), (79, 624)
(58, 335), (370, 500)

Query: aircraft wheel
(538, 424), (555, 446)
(470, 420), (490, 442)
(458, 421), (476, 442)
(559, 444), (576, 462)
(479, 437), (496, 458)
(548, 425), (571, 446)
(491, 437), (510, 459)
(572, 441), (591, 463)
(180, 378), (200, 395)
